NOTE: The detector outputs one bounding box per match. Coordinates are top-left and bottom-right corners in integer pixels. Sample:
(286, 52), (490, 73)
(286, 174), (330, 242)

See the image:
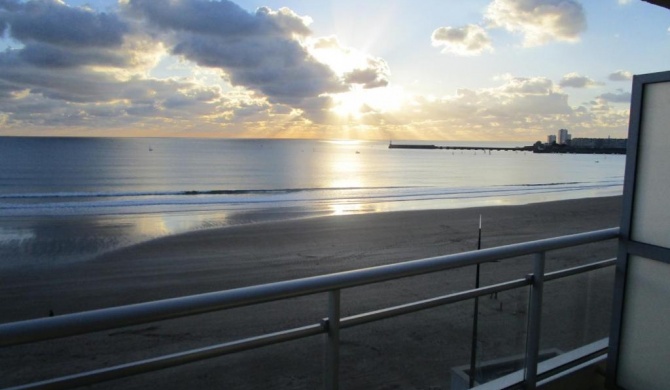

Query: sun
(307, 36), (406, 120)
(331, 85), (406, 119)
(331, 88), (366, 119)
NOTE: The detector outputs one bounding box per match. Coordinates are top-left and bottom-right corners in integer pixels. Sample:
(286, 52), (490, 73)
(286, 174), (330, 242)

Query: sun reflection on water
(326, 148), (364, 189)
(321, 145), (373, 215)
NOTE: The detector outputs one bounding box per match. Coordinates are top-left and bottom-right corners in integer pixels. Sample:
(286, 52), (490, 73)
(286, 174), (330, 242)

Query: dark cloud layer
(0, 0), (374, 129)
(129, 1), (310, 39)
(125, 0), (347, 117)
(0, 0), (139, 72)
(343, 58), (389, 89)
(17, 42), (132, 68)
(1, 0), (128, 47)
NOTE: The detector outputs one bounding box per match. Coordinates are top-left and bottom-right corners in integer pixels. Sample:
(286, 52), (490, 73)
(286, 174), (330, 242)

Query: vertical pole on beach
(468, 215), (482, 388)
(325, 289), (341, 390)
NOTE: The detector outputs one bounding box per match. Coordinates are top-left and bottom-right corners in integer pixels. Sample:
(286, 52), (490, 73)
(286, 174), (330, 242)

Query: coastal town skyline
(0, 0), (668, 141)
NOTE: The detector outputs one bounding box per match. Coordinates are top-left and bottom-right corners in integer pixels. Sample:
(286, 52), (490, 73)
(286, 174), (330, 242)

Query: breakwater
(388, 143), (626, 154)
(388, 143), (532, 152)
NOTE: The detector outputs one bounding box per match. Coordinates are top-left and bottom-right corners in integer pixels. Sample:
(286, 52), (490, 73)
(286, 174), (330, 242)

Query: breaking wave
(0, 180), (622, 216)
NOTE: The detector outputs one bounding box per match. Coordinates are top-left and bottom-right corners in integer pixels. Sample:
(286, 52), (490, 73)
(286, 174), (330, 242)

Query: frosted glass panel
(631, 82), (670, 247)
(618, 256), (670, 390)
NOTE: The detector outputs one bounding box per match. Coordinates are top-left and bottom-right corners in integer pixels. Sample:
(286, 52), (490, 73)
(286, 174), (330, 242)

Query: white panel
(618, 256), (670, 390)
(631, 81), (670, 247)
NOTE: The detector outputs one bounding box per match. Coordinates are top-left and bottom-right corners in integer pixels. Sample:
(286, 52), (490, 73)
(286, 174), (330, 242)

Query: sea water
(0, 137), (625, 268)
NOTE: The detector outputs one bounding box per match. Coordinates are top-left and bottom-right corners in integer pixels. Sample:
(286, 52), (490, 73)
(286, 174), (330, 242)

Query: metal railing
(0, 227), (619, 390)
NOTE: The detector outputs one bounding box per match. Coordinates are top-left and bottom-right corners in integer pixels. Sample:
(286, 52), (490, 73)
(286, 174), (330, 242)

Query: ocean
(0, 137), (625, 269)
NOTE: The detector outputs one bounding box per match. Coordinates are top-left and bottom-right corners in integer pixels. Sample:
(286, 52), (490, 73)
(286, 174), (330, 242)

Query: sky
(0, 0), (668, 141)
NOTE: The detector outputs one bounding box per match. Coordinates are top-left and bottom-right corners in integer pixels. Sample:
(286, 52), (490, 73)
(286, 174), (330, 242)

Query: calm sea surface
(0, 137), (625, 269)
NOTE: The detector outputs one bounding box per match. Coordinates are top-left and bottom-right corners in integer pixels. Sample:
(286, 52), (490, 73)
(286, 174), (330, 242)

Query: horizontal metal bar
(341, 278), (529, 328)
(544, 258), (616, 281)
(537, 354), (607, 388)
(537, 347), (607, 385)
(536, 341), (608, 383)
(473, 339), (609, 390)
(5, 324), (324, 390)
(0, 227), (618, 347)
(5, 279), (530, 390)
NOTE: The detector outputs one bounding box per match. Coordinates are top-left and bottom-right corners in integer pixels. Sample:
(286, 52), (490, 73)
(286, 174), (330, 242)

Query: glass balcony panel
(544, 240), (617, 273)
(540, 267), (615, 357)
(337, 300), (473, 389)
(465, 286), (529, 388)
(0, 297), (326, 390)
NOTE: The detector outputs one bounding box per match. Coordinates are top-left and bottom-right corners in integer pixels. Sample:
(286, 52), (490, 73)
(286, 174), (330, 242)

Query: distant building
(536, 131), (627, 154)
(570, 137), (627, 149)
(558, 129), (571, 145)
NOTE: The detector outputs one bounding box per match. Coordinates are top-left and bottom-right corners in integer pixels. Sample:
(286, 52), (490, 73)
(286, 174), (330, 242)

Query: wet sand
(0, 196), (621, 389)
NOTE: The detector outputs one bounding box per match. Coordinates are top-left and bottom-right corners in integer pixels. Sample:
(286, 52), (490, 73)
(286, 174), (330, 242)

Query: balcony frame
(1, 228), (619, 390)
(606, 70), (670, 390)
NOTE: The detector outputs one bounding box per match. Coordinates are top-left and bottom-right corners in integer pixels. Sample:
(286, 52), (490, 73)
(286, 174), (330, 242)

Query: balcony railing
(0, 227), (619, 390)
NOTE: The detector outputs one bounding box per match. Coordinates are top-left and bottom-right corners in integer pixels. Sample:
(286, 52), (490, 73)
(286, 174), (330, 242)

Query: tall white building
(548, 135), (557, 144)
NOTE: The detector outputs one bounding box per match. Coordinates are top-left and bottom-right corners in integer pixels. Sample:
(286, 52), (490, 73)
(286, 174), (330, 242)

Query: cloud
(608, 70), (633, 81)
(1, 0), (392, 131)
(597, 90), (631, 103)
(356, 76), (573, 137)
(1, 0), (128, 48)
(16, 41), (131, 69)
(559, 72), (603, 88)
(431, 24), (492, 56)
(0, 0), (233, 132)
(0, 0), (158, 71)
(486, 0), (586, 46)
(332, 74), (628, 141)
(342, 57), (390, 89)
(124, 0), (347, 120)
(0, 1), (628, 140)
(499, 75), (554, 94)
(123, 1), (311, 39)
(312, 35), (340, 50)
(309, 35), (390, 88)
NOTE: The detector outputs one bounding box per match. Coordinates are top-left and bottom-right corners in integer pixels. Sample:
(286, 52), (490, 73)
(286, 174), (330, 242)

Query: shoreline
(96, 194), (624, 267)
(0, 191), (622, 272)
(2, 196), (622, 319)
(0, 196), (622, 389)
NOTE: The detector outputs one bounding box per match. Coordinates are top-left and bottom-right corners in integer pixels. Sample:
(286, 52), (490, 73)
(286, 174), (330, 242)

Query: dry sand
(0, 196), (621, 389)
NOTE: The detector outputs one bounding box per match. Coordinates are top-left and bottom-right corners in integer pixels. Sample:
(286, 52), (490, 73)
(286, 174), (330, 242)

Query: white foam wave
(0, 180), (622, 217)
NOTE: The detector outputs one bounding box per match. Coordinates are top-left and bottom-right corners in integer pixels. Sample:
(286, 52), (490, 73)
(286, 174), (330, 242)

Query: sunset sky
(0, 0), (668, 141)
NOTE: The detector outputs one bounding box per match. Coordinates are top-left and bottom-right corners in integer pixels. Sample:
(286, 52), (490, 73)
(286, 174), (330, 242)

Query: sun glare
(325, 147), (364, 188)
(326, 139), (362, 145)
(331, 89), (366, 119)
(331, 85), (406, 119)
(308, 36), (406, 121)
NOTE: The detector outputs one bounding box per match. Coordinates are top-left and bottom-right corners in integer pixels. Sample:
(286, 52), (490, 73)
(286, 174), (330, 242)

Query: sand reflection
(329, 202), (380, 216)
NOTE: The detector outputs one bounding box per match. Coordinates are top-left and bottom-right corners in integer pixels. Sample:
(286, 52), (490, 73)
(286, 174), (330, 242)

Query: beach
(0, 196), (621, 389)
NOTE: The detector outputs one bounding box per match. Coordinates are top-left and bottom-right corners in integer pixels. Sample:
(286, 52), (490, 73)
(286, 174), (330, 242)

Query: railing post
(324, 289), (341, 390)
(525, 252), (545, 389)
